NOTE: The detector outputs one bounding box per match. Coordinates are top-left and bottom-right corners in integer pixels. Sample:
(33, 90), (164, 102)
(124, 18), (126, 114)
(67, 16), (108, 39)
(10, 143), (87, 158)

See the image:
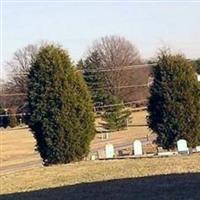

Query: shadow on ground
(1, 173), (200, 200)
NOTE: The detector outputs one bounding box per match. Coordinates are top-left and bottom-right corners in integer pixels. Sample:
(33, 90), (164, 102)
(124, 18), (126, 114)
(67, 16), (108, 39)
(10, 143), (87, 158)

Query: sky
(1, 1), (200, 78)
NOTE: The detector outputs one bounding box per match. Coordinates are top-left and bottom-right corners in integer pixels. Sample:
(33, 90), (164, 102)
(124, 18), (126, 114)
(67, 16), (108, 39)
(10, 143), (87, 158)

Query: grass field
(1, 155), (200, 199)
(1, 110), (200, 199)
(1, 110), (151, 169)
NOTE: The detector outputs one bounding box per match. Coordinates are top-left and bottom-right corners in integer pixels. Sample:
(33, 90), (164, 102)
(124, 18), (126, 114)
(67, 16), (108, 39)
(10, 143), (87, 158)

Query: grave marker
(105, 144), (114, 158)
(133, 140), (143, 156)
(177, 139), (189, 154)
(196, 146), (200, 152)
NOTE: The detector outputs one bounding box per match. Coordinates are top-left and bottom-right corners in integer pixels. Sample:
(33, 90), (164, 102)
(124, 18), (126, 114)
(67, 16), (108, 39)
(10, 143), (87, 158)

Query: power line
(0, 83), (151, 96)
(94, 99), (147, 109)
(11, 63), (155, 76)
(81, 63), (155, 73)
(4, 64), (153, 97)
(91, 84), (149, 90)
(0, 98), (148, 116)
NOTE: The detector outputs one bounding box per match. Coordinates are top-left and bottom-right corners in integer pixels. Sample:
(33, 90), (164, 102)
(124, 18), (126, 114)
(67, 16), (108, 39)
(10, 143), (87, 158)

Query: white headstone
(91, 155), (96, 160)
(133, 140), (143, 156)
(196, 146), (200, 152)
(197, 74), (200, 82)
(177, 139), (189, 154)
(105, 144), (114, 158)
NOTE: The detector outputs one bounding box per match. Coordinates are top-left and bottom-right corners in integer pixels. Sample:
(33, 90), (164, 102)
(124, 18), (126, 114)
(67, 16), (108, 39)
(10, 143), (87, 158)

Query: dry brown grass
(1, 111), (200, 199)
(1, 111), (151, 168)
(0, 128), (41, 168)
(92, 110), (151, 149)
(1, 154), (200, 195)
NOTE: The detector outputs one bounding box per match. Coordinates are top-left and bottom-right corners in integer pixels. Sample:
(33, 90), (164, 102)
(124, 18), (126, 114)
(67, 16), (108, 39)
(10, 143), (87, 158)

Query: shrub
(28, 45), (95, 165)
(148, 52), (200, 149)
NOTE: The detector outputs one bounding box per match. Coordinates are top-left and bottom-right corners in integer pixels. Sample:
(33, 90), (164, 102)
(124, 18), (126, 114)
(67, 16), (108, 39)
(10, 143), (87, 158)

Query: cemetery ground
(1, 110), (151, 170)
(1, 109), (200, 199)
(1, 155), (200, 199)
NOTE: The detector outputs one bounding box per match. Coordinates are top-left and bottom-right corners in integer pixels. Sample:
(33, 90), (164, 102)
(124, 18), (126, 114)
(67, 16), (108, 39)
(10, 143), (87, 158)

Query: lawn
(0, 128), (41, 168)
(1, 110), (200, 199)
(1, 154), (200, 199)
(1, 110), (151, 169)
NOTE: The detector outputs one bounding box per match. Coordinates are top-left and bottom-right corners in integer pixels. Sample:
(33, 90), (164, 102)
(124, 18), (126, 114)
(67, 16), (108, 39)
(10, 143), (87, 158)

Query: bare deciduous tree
(3, 44), (39, 113)
(6, 44), (38, 93)
(86, 35), (142, 101)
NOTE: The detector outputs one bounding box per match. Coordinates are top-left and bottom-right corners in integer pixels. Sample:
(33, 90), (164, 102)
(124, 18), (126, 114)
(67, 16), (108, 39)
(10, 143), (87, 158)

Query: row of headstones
(105, 139), (200, 159)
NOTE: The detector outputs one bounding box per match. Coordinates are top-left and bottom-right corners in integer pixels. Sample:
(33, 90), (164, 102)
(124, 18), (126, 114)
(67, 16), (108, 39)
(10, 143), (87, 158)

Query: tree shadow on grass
(1, 173), (200, 200)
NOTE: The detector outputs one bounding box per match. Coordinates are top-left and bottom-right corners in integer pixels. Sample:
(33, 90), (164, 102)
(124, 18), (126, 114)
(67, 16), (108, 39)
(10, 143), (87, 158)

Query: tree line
(1, 35), (200, 164)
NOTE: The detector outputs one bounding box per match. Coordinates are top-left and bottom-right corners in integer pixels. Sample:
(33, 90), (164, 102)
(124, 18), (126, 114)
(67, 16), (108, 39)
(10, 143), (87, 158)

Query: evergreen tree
(28, 45), (95, 165)
(103, 96), (131, 131)
(79, 54), (131, 131)
(78, 51), (107, 108)
(148, 52), (200, 149)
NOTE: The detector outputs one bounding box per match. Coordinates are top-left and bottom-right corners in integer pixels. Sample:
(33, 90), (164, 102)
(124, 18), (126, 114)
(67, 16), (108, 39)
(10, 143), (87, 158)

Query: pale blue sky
(1, 1), (200, 77)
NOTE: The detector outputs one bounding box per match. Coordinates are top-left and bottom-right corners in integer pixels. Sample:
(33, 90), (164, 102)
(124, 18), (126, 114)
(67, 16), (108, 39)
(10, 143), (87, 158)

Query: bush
(28, 45), (95, 165)
(148, 52), (200, 149)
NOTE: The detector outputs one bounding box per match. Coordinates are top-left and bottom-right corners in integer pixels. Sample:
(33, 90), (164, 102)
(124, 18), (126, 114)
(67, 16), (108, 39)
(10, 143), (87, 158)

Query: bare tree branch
(86, 35), (142, 100)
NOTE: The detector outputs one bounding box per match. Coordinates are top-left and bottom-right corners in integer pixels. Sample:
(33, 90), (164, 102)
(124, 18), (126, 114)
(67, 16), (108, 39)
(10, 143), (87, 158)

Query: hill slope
(1, 154), (200, 200)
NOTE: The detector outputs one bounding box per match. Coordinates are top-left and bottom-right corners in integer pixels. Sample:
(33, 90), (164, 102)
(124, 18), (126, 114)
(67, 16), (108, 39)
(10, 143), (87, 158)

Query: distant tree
(28, 44), (95, 165)
(78, 51), (108, 108)
(3, 44), (39, 114)
(85, 35), (142, 102)
(102, 96), (131, 131)
(6, 44), (38, 93)
(148, 51), (200, 149)
(8, 115), (18, 128)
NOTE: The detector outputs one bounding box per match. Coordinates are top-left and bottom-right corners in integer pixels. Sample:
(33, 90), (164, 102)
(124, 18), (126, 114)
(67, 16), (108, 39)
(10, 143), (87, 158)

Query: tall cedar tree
(28, 45), (95, 165)
(148, 52), (200, 149)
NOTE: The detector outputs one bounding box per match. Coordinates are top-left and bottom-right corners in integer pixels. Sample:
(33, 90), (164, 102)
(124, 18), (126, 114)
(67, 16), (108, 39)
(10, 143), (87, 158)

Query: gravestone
(105, 144), (114, 158)
(133, 140), (143, 156)
(196, 146), (200, 152)
(177, 139), (189, 154)
(90, 155), (96, 160)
